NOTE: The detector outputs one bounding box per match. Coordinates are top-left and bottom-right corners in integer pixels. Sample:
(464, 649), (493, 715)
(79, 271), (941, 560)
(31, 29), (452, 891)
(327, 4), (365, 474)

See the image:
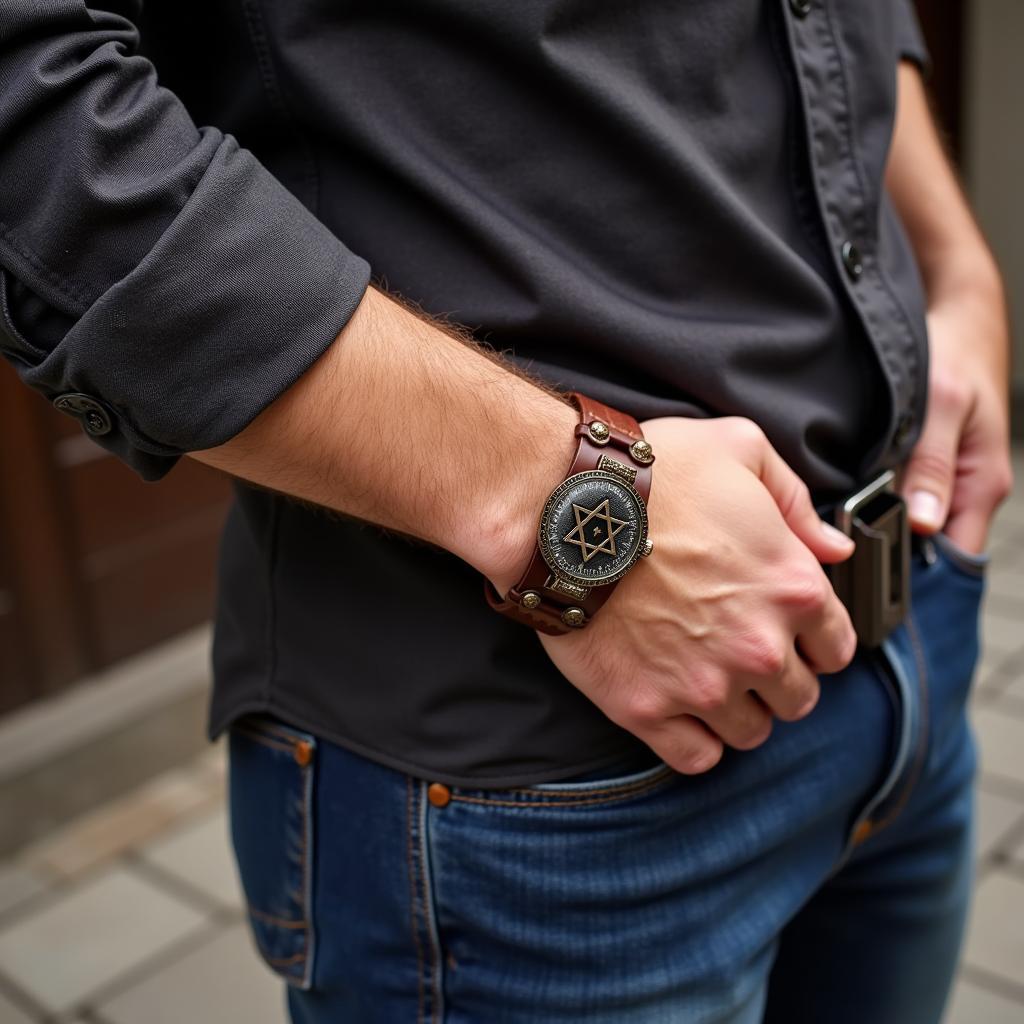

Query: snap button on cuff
(53, 393), (113, 436)
(788, 0), (812, 17)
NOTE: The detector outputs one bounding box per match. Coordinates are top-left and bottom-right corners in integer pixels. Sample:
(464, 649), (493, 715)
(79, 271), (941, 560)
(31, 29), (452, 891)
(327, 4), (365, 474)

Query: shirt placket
(779, 0), (927, 472)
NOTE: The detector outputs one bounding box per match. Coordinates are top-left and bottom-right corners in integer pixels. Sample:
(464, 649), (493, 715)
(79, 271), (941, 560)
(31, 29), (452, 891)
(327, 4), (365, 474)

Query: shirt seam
(240, 0), (321, 214)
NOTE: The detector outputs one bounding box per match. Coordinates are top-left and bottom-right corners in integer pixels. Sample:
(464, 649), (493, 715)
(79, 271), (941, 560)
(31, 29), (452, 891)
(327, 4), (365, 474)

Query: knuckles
(720, 416), (767, 454)
(930, 373), (971, 414)
(908, 447), (955, 485)
(622, 689), (675, 729)
(682, 667), (732, 715)
(778, 570), (829, 616)
(736, 633), (788, 678)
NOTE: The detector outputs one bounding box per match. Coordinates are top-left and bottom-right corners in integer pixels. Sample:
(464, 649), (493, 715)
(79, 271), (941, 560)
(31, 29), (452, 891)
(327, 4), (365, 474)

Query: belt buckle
(829, 470), (910, 649)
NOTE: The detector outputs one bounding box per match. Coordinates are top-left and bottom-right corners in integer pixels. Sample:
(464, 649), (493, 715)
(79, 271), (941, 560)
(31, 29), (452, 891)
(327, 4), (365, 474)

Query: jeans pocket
(455, 757), (677, 811)
(525, 749), (670, 794)
(931, 531), (990, 579)
(229, 715), (317, 989)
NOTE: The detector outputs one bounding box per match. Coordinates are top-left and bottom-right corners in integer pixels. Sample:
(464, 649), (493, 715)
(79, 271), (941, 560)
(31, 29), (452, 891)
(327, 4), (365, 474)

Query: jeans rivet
(428, 782), (452, 808)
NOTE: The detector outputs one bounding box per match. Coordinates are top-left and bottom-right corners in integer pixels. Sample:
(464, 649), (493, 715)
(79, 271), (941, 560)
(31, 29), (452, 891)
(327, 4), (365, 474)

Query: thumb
(756, 441), (855, 564)
(901, 406), (962, 535)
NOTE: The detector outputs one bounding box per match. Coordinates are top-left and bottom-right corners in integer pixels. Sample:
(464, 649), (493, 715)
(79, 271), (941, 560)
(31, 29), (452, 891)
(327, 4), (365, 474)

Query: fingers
(942, 405), (1015, 554)
(943, 507), (989, 555)
(732, 419), (855, 564)
(901, 375), (969, 535)
(648, 715), (724, 775)
(751, 652), (822, 722)
(768, 553), (856, 674)
(793, 587), (857, 676)
(700, 691), (774, 750)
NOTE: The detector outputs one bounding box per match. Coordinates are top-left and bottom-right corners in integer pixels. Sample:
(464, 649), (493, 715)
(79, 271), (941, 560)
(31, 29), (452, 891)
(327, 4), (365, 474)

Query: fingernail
(820, 521), (854, 547)
(909, 490), (944, 530)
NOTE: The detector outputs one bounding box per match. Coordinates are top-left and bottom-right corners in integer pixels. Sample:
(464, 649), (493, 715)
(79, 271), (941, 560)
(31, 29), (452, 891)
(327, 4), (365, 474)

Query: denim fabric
(229, 535), (983, 1023)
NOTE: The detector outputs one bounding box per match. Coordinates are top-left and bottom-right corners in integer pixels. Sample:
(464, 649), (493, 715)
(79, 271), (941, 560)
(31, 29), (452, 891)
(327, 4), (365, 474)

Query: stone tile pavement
(0, 458), (1022, 1023)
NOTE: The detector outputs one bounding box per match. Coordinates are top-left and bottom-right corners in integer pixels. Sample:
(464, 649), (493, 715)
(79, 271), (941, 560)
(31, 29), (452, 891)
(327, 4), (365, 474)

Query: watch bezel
(537, 469), (650, 587)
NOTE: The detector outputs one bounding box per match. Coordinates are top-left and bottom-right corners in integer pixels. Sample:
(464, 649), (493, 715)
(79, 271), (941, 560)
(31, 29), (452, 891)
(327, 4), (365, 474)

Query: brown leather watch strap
(484, 392), (653, 635)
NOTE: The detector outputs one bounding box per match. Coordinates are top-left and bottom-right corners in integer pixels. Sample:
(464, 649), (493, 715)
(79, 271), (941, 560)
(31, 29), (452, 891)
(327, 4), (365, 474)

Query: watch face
(538, 470), (648, 587)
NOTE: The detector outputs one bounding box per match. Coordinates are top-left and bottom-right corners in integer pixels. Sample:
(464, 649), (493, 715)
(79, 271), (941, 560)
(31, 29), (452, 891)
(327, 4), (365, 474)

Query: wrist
(458, 401), (579, 596)
(923, 240), (1004, 313)
(483, 393), (656, 634)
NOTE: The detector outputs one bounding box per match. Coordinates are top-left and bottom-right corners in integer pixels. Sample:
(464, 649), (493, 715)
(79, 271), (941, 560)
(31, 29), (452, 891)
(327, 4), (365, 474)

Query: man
(0, 1), (1011, 1021)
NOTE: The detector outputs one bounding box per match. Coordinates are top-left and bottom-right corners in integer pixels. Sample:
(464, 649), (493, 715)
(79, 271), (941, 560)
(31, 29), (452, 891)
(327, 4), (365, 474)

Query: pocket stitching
(234, 721), (316, 988)
(932, 532), (989, 578)
(233, 725), (296, 755)
(248, 906), (306, 929)
(451, 767), (676, 809)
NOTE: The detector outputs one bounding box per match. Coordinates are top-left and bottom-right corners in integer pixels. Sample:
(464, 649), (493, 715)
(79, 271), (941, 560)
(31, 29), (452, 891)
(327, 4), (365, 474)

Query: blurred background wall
(964, 0), (1024, 395)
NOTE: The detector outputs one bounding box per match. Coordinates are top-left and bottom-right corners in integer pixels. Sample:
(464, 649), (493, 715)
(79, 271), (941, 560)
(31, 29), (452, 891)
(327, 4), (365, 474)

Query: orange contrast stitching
(295, 761), (312, 981)
(869, 614), (931, 834)
(419, 801), (441, 1024)
(406, 778), (426, 1023)
(266, 952), (307, 967)
(232, 726), (295, 755)
(257, 721), (311, 744)
(249, 907), (306, 929)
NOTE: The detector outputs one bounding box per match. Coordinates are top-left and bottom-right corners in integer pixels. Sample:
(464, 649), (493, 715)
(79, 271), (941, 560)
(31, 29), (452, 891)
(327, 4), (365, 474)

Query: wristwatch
(485, 392), (654, 635)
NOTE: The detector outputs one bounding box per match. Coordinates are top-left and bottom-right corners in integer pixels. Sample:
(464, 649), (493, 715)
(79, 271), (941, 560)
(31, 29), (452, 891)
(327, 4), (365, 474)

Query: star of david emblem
(562, 498), (628, 562)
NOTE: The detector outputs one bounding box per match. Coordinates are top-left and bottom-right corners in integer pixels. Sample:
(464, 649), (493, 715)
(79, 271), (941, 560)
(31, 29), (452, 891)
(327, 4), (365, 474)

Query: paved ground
(0, 461), (1023, 1022)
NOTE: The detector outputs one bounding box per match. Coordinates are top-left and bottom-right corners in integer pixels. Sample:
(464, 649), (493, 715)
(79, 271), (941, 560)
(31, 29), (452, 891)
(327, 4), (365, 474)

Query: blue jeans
(228, 533), (985, 1023)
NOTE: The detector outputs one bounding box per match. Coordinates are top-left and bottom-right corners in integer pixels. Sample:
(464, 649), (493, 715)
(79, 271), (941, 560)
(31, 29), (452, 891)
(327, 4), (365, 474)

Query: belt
(818, 469), (910, 650)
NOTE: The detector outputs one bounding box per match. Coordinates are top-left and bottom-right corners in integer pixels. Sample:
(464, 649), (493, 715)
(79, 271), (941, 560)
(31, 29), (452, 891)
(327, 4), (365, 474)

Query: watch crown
(641, 539), (654, 558)
(520, 591), (542, 610)
(629, 439), (654, 464)
(588, 421), (611, 444)
(561, 607), (586, 628)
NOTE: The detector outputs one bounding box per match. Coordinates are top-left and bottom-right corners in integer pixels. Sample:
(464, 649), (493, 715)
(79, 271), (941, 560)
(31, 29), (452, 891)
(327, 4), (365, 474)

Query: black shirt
(0, 1), (929, 786)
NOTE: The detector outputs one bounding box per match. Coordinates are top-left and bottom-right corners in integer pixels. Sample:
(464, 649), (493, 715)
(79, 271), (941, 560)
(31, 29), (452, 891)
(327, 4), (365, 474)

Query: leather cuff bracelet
(485, 392), (654, 635)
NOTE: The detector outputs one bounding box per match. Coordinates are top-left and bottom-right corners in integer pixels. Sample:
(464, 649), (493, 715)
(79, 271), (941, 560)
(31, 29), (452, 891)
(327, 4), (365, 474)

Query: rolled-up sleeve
(895, 0), (930, 73)
(0, 1), (370, 480)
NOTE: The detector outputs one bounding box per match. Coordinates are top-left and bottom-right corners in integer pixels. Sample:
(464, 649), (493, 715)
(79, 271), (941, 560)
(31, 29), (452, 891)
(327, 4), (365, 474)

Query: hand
(901, 285), (1013, 554)
(538, 416), (858, 775)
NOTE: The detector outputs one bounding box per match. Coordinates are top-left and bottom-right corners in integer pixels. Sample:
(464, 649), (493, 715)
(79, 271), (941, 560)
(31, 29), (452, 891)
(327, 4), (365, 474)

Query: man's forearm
(886, 61), (1012, 546)
(886, 63), (1005, 320)
(192, 287), (577, 593)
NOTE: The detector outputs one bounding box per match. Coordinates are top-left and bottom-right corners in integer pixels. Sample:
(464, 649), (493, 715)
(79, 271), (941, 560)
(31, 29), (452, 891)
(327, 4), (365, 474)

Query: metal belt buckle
(829, 469), (910, 649)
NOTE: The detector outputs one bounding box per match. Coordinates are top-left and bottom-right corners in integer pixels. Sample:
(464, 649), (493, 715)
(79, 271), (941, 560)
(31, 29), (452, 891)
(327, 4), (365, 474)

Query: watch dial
(538, 471), (648, 586)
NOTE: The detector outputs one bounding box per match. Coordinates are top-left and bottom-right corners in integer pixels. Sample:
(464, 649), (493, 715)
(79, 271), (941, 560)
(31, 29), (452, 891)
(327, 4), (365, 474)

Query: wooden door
(0, 359), (231, 714)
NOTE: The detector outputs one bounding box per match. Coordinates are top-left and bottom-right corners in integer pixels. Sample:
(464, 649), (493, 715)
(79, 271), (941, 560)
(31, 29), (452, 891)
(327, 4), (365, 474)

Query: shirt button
(789, 0), (812, 16)
(52, 393), (113, 436)
(893, 412), (915, 448)
(841, 241), (864, 281)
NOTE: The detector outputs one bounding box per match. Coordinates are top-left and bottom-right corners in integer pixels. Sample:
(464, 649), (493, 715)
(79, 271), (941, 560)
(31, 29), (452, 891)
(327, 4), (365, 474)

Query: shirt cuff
(0, 135), (370, 481)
